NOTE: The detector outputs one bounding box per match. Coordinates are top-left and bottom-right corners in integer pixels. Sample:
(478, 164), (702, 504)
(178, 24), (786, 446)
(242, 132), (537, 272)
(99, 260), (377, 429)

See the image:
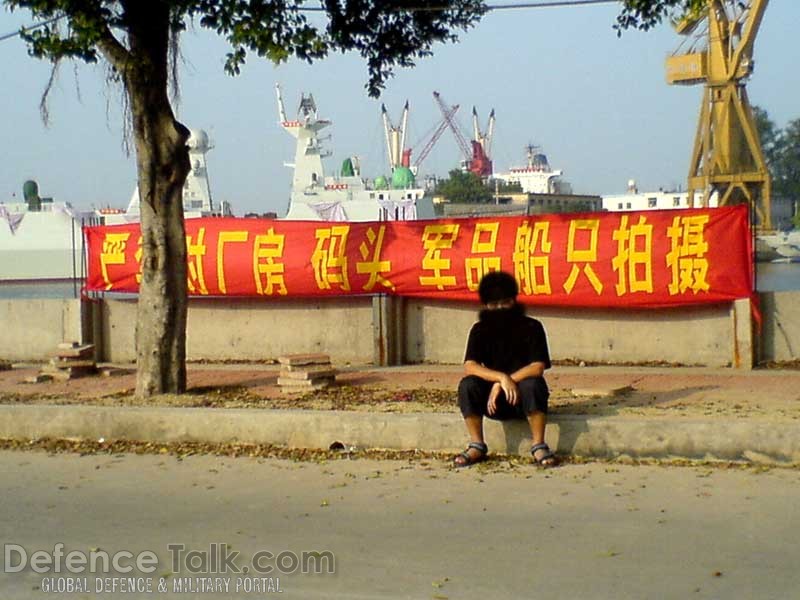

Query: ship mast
(381, 101), (410, 171)
(276, 84), (330, 194)
(472, 107), (495, 164)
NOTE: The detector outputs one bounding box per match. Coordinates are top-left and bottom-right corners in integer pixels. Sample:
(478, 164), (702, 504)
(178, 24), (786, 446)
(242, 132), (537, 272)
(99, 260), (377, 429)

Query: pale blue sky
(1, 1), (797, 216)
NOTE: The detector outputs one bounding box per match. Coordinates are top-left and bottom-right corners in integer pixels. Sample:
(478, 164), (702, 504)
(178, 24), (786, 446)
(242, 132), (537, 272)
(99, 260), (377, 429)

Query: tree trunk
(131, 112), (190, 397)
(121, 2), (191, 397)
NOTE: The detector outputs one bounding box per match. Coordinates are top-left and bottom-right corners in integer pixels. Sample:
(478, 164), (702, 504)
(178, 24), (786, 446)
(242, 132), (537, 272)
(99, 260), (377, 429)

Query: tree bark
(115, 1), (190, 397)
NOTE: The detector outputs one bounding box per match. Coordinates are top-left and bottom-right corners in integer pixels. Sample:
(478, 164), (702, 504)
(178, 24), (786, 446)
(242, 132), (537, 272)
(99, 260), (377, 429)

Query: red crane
(412, 102), (460, 169)
(433, 91), (493, 178)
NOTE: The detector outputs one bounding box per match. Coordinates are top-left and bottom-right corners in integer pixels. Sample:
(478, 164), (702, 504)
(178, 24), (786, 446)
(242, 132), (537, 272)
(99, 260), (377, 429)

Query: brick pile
(277, 353), (336, 393)
(40, 342), (97, 381)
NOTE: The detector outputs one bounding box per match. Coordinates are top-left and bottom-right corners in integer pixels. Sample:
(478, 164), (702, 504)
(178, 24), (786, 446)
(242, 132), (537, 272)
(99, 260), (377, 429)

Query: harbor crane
(381, 101), (410, 171)
(433, 91), (494, 178)
(382, 99), (462, 174)
(411, 103), (460, 172)
(665, 0), (771, 228)
(472, 106), (496, 169)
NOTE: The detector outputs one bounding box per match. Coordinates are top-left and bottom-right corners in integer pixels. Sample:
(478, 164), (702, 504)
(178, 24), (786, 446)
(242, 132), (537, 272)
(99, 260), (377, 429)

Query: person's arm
(464, 359), (518, 408)
(464, 359), (511, 384)
(509, 360), (547, 382)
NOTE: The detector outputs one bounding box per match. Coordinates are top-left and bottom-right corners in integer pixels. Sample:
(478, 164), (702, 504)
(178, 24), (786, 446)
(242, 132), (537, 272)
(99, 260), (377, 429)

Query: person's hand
(487, 375), (518, 415)
(487, 382), (502, 416)
(499, 374), (518, 406)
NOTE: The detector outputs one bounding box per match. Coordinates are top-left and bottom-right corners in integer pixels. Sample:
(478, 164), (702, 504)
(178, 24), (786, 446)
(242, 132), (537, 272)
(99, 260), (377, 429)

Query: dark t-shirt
(463, 316), (551, 375)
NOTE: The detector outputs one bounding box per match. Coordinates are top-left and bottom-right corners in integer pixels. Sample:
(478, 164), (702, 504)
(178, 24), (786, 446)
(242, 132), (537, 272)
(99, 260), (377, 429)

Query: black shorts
(458, 375), (549, 419)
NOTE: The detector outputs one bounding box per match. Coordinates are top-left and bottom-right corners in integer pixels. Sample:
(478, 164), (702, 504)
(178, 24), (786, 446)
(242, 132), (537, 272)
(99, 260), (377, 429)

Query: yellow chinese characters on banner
(666, 215), (710, 295)
(253, 227), (287, 296)
(563, 219), (603, 295)
(187, 228), (209, 295)
(85, 207), (751, 307)
(133, 236), (143, 284)
(357, 226), (395, 292)
(465, 222), (501, 291)
(217, 231), (249, 294)
(612, 216), (653, 296)
(513, 221), (552, 295)
(312, 225), (351, 291)
(419, 224), (460, 290)
(100, 232), (131, 291)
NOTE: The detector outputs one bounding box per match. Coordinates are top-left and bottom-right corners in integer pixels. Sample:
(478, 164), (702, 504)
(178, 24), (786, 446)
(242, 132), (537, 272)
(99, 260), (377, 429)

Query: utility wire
(297, 0), (620, 12)
(0, 14), (63, 42)
(0, 1), (619, 42)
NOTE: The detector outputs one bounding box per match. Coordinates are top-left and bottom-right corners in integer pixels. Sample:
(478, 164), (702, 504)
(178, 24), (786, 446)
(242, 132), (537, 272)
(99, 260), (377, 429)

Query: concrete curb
(0, 405), (798, 466)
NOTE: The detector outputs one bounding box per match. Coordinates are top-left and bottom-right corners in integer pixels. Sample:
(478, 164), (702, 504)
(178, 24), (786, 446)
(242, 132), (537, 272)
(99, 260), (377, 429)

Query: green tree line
(435, 170), (522, 204)
(754, 106), (800, 227)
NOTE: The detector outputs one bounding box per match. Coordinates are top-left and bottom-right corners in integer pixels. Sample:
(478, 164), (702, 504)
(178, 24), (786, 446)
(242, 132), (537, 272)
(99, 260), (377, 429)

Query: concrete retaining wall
(403, 299), (737, 367)
(97, 297), (374, 364)
(0, 299), (83, 360)
(2, 292), (799, 368)
(759, 291), (800, 363)
(92, 298), (752, 367)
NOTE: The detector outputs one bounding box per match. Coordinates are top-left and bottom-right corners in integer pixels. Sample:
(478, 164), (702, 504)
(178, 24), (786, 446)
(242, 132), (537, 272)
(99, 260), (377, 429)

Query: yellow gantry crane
(666, 0), (771, 229)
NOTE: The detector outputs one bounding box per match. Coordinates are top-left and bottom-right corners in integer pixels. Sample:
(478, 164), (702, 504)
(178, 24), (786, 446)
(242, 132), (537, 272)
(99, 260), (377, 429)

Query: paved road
(1, 450), (798, 599)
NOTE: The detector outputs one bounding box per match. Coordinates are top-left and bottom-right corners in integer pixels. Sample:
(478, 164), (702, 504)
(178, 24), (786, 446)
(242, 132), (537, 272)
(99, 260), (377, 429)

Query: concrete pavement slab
(0, 403), (798, 466)
(1, 363), (800, 465)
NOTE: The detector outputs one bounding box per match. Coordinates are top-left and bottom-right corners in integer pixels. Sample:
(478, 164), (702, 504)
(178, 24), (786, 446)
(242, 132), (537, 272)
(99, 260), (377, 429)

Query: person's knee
(458, 375), (485, 415)
(458, 375), (484, 397)
(518, 377), (549, 413)
(518, 377), (549, 398)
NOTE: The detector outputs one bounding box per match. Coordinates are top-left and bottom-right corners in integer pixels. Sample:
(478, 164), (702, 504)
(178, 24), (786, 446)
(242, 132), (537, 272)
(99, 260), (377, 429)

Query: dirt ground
(1, 361), (799, 420)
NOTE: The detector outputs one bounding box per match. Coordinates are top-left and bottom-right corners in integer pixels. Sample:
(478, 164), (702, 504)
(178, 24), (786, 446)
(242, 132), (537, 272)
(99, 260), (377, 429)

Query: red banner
(84, 206), (753, 308)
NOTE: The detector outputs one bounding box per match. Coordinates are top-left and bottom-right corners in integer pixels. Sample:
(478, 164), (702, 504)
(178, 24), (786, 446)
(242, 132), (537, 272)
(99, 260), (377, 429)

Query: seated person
(454, 271), (556, 467)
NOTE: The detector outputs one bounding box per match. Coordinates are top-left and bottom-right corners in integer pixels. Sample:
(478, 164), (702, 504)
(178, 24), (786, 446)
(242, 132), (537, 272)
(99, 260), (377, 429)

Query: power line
(0, 1), (619, 42)
(0, 15), (63, 43)
(298, 1), (620, 12)
(493, 0), (618, 8)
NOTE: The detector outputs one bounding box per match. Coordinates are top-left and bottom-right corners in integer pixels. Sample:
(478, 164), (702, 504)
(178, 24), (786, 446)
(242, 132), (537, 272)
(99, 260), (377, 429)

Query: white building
(602, 180), (718, 212)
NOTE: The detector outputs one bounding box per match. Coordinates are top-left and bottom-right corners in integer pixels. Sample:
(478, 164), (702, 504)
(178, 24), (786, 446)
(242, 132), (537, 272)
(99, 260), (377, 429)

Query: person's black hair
(478, 271), (518, 304)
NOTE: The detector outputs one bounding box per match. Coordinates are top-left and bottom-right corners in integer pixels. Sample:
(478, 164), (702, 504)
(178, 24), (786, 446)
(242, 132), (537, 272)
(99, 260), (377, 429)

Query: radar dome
(187, 129), (210, 151)
(374, 175), (388, 190)
(391, 167), (415, 189)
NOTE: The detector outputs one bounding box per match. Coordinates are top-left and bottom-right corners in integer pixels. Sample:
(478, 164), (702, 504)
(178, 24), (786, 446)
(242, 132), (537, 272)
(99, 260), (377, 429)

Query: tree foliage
(754, 106), (800, 228)
(753, 106), (782, 167)
(491, 179), (522, 194)
(7, 0), (485, 97)
(777, 120), (800, 229)
(615, 0), (708, 33)
(436, 169), (492, 204)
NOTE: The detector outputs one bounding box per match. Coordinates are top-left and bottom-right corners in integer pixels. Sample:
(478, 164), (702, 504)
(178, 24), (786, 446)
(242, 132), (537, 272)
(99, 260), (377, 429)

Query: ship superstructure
(277, 85), (434, 221)
(0, 180), (94, 281)
(494, 144), (572, 195)
(0, 129), (229, 282)
(120, 129), (231, 222)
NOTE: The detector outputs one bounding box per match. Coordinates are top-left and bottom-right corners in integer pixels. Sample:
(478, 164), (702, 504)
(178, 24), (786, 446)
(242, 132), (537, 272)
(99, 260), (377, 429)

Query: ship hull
(0, 209), (88, 282)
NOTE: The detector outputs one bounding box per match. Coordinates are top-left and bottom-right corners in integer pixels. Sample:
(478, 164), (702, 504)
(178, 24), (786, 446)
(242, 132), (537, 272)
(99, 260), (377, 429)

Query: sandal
(454, 442), (488, 468)
(531, 442), (557, 467)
